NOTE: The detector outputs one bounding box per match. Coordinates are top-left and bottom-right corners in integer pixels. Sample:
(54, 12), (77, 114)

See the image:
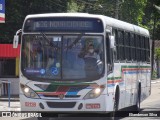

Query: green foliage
(120, 0), (147, 25)
(155, 48), (160, 60)
(67, 0), (85, 12)
(0, 0), (67, 43)
(152, 70), (157, 79)
(67, 0), (79, 12)
(69, 0), (160, 40)
(0, 0), (159, 43)
(143, 0), (160, 40)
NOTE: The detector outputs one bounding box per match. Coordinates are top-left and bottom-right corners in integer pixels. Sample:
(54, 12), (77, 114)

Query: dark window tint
(0, 59), (16, 77)
(118, 31), (124, 45)
(141, 36), (145, 49)
(115, 30), (118, 45)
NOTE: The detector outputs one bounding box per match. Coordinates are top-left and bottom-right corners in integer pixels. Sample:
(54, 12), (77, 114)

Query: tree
(0, 0), (67, 43)
(67, 0), (85, 12)
(1, 0), (159, 43)
(120, 0), (147, 25)
(143, 0), (160, 40)
(154, 4), (160, 13)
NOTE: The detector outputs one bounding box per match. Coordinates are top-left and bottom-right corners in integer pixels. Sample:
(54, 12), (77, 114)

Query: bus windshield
(21, 34), (104, 81)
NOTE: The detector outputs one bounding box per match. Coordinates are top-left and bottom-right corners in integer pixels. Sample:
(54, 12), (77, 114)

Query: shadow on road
(20, 108), (160, 120)
(21, 112), (128, 120)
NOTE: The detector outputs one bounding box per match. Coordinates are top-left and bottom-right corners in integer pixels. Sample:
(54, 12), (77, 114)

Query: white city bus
(14, 13), (151, 115)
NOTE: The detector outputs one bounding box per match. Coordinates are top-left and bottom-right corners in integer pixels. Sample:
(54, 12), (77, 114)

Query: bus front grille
(43, 95), (81, 98)
(46, 102), (76, 108)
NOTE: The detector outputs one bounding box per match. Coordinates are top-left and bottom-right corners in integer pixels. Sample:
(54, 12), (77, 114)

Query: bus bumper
(20, 94), (107, 112)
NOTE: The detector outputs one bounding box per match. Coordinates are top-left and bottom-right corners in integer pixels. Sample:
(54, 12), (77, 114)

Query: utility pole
(152, 14), (157, 78)
(152, 4), (160, 78)
(115, 0), (119, 19)
(151, 0), (156, 79)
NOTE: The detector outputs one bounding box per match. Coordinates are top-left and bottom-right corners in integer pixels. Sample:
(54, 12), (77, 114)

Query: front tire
(110, 89), (119, 120)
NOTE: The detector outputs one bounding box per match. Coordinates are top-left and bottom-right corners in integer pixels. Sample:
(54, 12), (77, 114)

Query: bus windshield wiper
(40, 32), (60, 49)
(67, 33), (84, 49)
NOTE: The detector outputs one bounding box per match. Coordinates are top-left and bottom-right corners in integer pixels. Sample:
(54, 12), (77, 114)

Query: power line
(50, 0), (66, 8)
(76, 0), (96, 6)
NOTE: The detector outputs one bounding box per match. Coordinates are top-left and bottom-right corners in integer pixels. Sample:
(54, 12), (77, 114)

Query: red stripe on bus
(107, 80), (123, 84)
(56, 86), (69, 94)
(122, 68), (150, 72)
(37, 86), (69, 95)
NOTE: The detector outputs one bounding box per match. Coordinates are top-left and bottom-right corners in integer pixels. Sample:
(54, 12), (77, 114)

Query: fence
(0, 80), (11, 108)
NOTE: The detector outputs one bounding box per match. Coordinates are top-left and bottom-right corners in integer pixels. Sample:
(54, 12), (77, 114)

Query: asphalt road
(1, 80), (160, 120)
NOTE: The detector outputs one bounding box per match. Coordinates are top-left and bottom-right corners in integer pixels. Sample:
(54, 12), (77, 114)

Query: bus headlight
(20, 84), (40, 99)
(83, 85), (105, 99)
(24, 87), (29, 93)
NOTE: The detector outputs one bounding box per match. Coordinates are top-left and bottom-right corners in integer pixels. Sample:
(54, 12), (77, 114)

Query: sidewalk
(151, 79), (160, 84)
(0, 101), (20, 111)
(0, 95), (20, 113)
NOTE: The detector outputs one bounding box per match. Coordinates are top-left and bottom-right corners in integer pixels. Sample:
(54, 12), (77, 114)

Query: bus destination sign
(34, 21), (92, 30)
(24, 17), (103, 33)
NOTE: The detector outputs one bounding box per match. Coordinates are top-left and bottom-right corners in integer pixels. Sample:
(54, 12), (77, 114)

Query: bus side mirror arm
(13, 29), (22, 48)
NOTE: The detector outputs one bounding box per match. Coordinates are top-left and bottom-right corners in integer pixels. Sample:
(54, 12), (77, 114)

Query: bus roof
(25, 13), (149, 37)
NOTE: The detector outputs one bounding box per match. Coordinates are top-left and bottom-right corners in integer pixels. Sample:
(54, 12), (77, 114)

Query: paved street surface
(0, 101), (20, 111)
(0, 79), (160, 120)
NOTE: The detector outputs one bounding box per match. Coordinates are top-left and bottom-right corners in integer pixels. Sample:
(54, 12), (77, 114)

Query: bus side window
(106, 33), (113, 72)
(115, 29), (119, 61)
(131, 33), (136, 61)
(141, 36), (145, 62)
(124, 32), (131, 61)
(146, 37), (150, 62)
(118, 30), (125, 61)
(135, 35), (140, 61)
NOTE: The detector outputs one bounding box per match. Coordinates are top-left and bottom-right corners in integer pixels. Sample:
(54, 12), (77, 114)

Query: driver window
(106, 33), (113, 72)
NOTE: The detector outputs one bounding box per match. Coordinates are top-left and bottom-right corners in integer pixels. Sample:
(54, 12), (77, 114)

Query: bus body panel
(18, 13), (151, 113)
(20, 93), (107, 112)
(107, 62), (151, 110)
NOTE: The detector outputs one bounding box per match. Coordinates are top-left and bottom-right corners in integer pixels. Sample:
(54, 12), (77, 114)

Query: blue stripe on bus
(124, 71), (150, 74)
(66, 87), (83, 95)
(38, 94), (44, 97)
(107, 82), (124, 87)
(107, 84), (115, 87)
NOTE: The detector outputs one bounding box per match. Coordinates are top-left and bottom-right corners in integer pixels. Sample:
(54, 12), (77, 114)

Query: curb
(0, 98), (19, 101)
(151, 81), (160, 84)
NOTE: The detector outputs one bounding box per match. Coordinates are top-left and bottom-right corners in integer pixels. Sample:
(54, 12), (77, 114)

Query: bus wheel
(110, 89), (119, 120)
(133, 84), (141, 112)
(136, 85), (141, 112)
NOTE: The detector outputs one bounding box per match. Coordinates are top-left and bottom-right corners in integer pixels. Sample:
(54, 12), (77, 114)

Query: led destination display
(35, 21), (92, 29)
(24, 17), (104, 32)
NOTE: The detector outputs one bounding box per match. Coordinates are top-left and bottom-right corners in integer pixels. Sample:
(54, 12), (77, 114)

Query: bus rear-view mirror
(13, 35), (19, 48)
(110, 35), (115, 48)
(13, 29), (22, 48)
